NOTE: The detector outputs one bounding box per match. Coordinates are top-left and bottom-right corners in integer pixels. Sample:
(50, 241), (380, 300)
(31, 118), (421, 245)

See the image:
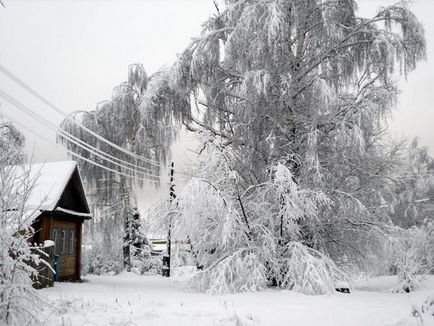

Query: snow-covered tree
(60, 64), (155, 201)
(165, 0), (425, 183)
(0, 125), (49, 325)
(0, 120), (25, 164)
(151, 139), (348, 294)
(149, 0), (426, 293)
(130, 208), (152, 259)
(59, 64), (182, 270)
(388, 139), (434, 228)
(127, 209), (162, 275)
(379, 139), (434, 289)
(388, 226), (432, 293)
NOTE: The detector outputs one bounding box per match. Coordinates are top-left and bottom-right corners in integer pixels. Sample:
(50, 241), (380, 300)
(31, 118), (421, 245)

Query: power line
(1, 100), (158, 182)
(102, 205), (128, 217)
(0, 64), (160, 167)
(0, 108), (159, 184)
(96, 199), (128, 216)
(57, 132), (160, 180)
(57, 128), (158, 175)
(0, 87), (158, 176)
(0, 88), (160, 181)
(57, 126), (158, 175)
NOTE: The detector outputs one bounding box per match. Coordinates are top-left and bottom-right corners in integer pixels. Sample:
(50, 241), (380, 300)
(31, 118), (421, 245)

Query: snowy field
(39, 270), (434, 326)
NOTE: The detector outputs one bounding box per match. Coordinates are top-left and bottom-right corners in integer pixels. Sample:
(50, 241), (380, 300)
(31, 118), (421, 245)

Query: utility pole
(163, 162), (176, 277)
(122, 180), (131, 272)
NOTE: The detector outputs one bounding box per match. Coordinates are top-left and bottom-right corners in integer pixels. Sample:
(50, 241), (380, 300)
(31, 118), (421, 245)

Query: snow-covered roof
(9, 161), (90, 221)
(25, 161), (78, 212)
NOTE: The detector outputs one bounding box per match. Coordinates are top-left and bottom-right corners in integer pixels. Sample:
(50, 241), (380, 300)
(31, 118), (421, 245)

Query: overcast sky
(1, 0), (433, 210)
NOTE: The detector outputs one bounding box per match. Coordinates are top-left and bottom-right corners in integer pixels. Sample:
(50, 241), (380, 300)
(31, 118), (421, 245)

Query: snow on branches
(277, 242), (349, 295)
(155, 0), (427, 287)
(151, 140), (347, 295)
(388, 226), (432, 293)
(0, 127), (49, 325)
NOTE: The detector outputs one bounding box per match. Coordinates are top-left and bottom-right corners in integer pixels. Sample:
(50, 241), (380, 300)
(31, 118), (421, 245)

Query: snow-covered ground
(39, 270), (434, 326)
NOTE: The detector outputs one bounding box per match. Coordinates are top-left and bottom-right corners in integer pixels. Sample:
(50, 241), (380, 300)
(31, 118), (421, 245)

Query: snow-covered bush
(394, 295), (434, 326)
(0, 214), (48, 325)
(171, 242), (197, 268)
(83, 248), (123, 276)
(188, 249), (267, 294)
(82, 231), (123, 276)
(0, 129), (49, 325)
(133, 256), (163, 276)
(411, 296), (434, 325)
(389, 226), (432, 292)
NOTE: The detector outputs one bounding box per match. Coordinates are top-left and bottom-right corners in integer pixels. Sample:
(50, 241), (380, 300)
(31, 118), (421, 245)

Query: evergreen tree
(130, 208), (152, 261)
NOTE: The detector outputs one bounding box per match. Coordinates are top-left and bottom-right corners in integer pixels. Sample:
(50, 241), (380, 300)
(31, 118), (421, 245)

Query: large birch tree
(148, 0), (426, 293)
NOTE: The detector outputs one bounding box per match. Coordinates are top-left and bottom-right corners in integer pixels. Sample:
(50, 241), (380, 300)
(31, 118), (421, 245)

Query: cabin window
(60, 230), (66, 255)
(69, 230), (75, 255)
(52, 228), (58, 255)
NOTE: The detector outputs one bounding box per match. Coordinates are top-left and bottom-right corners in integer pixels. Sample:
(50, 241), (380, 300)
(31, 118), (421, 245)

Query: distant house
(149, 238), (167, 256)
(24, 161), (92, 286)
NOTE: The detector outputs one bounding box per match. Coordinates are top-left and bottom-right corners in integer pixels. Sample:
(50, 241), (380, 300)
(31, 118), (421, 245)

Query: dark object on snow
(335, 287), (350, 293)
(403, 286), (411, 293)
(162, 255), (170, 277)
(53, 255), (60, 282)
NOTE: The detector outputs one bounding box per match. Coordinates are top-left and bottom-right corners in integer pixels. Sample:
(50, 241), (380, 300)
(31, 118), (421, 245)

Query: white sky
(1, 0), (434, 210)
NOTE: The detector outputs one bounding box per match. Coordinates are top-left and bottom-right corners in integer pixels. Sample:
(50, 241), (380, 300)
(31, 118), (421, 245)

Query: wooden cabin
(25, 161), (91, 286)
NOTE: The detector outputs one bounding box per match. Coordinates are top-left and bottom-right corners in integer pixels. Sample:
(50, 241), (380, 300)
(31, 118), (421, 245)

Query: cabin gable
(56, 167), (90, 215)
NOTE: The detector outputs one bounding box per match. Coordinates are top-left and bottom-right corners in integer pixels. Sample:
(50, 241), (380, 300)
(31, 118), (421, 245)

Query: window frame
(69, 230), (75, 255)
(60, 230), (66, 256)
(52, 228), (58, 255)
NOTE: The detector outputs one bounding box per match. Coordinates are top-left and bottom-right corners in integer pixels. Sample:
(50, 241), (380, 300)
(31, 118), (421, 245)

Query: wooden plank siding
(51, 218), (80, 281)
(31, 213), (83, 283)
(76, 222), (82, 279)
